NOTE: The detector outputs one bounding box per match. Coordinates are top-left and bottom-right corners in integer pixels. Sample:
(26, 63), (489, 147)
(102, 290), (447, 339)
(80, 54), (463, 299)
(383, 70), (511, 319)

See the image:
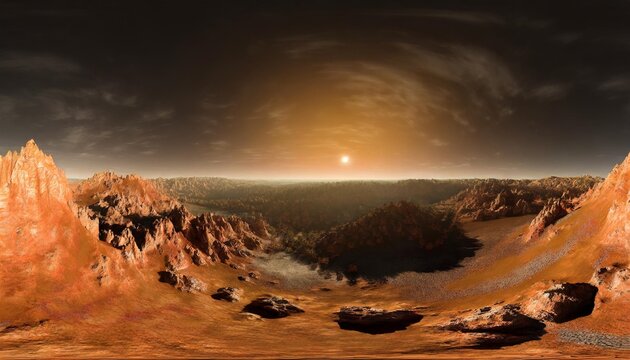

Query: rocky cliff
(73, 171), (269, 268)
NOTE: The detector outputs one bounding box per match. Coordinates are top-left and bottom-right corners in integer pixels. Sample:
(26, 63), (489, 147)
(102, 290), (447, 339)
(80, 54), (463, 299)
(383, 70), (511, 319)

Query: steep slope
(448, 153), (630, 338)
(0, 140), (118, 322)
(590, 154), (630, 252)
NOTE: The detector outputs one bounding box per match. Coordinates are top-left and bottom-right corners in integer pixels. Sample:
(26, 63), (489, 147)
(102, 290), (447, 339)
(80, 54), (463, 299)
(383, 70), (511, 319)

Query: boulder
(211, 287), (242, 302)
(523, 283), (598, 323)
(158, 270), (207, 293)
(443, 304), (545, 335)
(242, 295), (304, 318)
(335, 306), (422, 334)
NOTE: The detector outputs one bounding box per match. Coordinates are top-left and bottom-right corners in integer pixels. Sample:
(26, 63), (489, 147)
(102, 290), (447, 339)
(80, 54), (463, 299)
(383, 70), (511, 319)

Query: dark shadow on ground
(324, 235), (482, 281)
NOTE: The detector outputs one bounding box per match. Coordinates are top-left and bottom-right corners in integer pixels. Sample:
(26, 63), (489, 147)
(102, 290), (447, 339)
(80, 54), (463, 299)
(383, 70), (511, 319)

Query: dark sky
(1, 0), (629, 179)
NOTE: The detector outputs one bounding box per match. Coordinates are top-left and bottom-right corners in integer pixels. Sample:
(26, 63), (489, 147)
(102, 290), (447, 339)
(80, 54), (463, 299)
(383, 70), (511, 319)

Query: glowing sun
(340, 155), (350, 165)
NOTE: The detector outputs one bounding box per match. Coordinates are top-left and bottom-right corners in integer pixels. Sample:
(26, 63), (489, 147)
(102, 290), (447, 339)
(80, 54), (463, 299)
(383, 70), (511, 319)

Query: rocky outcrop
(74, 171), (178, 218)
(591, 264), (629, 304)
(589, 152), (630, 251)
(73, 172), (268, 269)
(184, 213), (264, 263)
(446, 177), (600, 222)
(335, 306), (422, 334)
(211, 287), (242, 302)
(158, 270), (207, 293)
(523, 283), (598, 323)
(90, 255), (111, 287)
(524, 199), (572, 242)
(0, 140), (108, 298)
(443, 304), (545, 334)
(242, 295), (304, 318)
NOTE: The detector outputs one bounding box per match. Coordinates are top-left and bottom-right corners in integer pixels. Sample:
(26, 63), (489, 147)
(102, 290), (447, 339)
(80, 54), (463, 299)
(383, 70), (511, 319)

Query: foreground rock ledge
(443, 304), (545, 334)
(523, 282), (598, 323)
(242, 295), (304, 319)
(442, 304), (546, 348)
(335, 306), (423, 334)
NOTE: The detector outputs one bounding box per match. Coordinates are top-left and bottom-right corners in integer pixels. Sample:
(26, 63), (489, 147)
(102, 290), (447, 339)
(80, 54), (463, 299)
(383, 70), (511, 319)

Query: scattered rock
(335, 306), (422, 334)
(157, 270), (207, 293)
(211, 287), (242, 302)
(242, 295), (304, 318)
(523, 282), (598, 323)
(158, 270), (179, 286)
(181, 275), (207, 293)
(248, 271), (260, 279)
(238, 275), (249, 282)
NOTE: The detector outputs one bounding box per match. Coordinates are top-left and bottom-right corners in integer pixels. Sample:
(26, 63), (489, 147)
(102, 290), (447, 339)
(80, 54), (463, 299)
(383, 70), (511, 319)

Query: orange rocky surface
(0, 141), (627, 358)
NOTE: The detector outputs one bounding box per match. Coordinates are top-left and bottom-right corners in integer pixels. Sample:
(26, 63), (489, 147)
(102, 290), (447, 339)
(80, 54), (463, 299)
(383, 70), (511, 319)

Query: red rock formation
(591, 264), (629, 307)
(75, 171), (178, 216)
(592, 153), (630, 250)
(74, 171), (268, 268)
(524, 198), (572, 242)
(447, 177), (600, 221)
(522, 282), (598, 323)
(0, 140), (118, 316)
(335, 306), (423, 334)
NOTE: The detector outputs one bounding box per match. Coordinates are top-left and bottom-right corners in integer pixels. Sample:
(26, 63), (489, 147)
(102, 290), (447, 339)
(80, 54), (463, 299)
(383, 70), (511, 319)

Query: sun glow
(340, 155), (351, 165)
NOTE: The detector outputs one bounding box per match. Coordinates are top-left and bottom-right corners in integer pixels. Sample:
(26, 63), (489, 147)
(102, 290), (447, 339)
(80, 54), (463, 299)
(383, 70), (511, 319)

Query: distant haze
(1, 1), (629, 179)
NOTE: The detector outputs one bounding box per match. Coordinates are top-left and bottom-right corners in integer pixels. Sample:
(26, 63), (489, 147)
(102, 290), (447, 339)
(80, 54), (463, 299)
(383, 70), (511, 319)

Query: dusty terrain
(0, 141), (627, 359)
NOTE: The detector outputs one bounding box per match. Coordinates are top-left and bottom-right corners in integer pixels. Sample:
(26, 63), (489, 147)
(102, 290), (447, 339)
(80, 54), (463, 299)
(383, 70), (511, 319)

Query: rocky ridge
(446, 177), (600, 222)
(73, 172), (270, 268)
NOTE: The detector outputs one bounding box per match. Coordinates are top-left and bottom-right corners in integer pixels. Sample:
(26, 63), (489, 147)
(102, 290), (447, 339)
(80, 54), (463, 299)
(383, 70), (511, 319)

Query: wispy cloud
(278, 35), (341, 59)
(397, 43), (520, 100)
(598, 76), (630, 92)
(0, 52), (81, 73)
(377, 9), (504, 25)
(530, 83), (570, 100)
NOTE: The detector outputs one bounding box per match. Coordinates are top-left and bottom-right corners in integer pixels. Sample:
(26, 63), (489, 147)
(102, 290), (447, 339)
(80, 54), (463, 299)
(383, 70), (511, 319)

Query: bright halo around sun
(340, 155), (350, 165)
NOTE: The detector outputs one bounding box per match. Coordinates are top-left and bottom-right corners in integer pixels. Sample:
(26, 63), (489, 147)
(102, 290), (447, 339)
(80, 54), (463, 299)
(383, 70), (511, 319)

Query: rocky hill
(0, 140), (116, 321)
(445, 177), (601, 222)
(311, 202), (477, 278)
(73, 171), (270, 269)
